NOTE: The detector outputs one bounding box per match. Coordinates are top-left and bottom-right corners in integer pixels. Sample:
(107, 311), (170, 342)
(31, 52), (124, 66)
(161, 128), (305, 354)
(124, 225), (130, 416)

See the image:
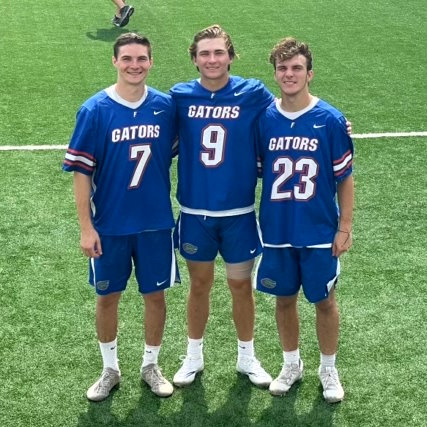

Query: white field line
(352, 131), (427, 139)
(0, 132), (426, 151)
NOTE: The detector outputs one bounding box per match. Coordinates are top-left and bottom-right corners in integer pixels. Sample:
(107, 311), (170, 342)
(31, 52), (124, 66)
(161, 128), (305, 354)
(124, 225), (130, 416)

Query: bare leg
(315, 289), (339, 355)
(143, 290), (166, 346)
(111, 0), (126, 16)
(227, 277), (254, 341)
(96, 291), (121, 342)
(275, 294), (299, 351)
(186, 260), (215, 339)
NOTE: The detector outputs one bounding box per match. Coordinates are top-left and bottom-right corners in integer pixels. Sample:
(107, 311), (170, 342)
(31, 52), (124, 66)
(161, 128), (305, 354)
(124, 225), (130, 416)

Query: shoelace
(321, 370), (340, 390)
(281, 364), (300, 383)
(145, 366), (167, 385)
(96, 371), (117, 393)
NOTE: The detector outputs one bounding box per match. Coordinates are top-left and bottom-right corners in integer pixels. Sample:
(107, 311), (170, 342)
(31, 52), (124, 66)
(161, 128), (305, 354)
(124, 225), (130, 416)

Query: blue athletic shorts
(88, 229), (180, 295)
(255, 247), (340, 303)
(174, 211), (262, 263)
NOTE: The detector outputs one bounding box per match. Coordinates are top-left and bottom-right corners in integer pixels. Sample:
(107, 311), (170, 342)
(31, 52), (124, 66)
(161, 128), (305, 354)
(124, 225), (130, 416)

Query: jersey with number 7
(63, 86), (177, 235)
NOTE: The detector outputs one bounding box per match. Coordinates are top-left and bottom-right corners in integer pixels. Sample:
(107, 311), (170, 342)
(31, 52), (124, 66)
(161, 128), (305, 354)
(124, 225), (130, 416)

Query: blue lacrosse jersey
(63, 86), (177, 235)
(257, 97), (354, 247)
(170, 76), (274, 216)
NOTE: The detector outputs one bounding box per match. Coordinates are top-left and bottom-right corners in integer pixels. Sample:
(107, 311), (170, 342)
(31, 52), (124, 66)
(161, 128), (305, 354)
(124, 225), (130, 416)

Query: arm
(333, 174), (354, 257)
(73, 172), (102, 258)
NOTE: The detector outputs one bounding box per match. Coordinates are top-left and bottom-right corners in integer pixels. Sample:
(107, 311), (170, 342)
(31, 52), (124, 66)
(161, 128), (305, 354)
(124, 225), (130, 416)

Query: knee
(276, 295), (298, 311)
(189, 276), (213, 298)
(143, 290), (166, 310)
(315, 295), (338, 314)
(96, 292), (121, 310)
(227, 278), (252, 298)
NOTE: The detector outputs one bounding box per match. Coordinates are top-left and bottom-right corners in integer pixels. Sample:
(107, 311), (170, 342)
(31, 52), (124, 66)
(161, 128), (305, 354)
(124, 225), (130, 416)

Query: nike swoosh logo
(234, 91), (246, 97)
(250, 249), (256, 254)
(313, 124), (326, 128)
(154, 110), (165, 115)
(156, 279), (168, 286)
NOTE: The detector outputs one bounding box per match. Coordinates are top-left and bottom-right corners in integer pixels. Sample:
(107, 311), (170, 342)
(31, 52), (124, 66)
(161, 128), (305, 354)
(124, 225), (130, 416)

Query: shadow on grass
(255, 383), (340, 427)
(75, 374), (340, 426)
(86, 28), (141, 43)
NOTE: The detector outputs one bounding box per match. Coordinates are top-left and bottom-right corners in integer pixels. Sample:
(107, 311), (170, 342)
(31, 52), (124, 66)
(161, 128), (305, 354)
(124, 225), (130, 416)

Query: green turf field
(1, 1), (426, 426)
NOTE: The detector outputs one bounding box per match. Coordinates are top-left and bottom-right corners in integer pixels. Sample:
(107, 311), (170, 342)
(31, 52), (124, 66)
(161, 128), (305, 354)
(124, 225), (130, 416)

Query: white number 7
(129, 144), (152, 189)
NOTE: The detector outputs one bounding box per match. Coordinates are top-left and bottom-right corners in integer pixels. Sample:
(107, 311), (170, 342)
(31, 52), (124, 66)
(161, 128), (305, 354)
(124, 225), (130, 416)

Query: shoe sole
(173, 367), (204, 387)
(141, 379), (174, 397)
(87, 382), (120, 402)
(119, 7), (134, 27)
(269, 375), (303, 396)
(323, 393), (344, 403)
(236, 369), (272, 388)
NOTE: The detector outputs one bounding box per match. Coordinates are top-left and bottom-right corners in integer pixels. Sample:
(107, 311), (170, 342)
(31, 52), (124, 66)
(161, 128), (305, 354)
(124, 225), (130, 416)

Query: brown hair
(113, 32), (152, 59)
(189, 24), (236, 60)
(269, 37), (312, 71)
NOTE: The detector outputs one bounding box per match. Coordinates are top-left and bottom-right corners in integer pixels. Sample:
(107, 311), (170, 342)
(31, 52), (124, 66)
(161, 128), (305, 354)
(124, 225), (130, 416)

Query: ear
(112, 56), (118, 68)
(307, 69), (314, 82)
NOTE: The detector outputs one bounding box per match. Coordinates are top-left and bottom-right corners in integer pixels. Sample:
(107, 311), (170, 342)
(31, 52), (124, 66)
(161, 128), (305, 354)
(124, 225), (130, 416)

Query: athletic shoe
(112, 5), (134, 28)
(111, 15), (121, 27)
(141, 364), (173, 397)
(173, 355), (204, 386)
(318, 365), (345, 403)
(269, 359), (304, 396)
(86, 367), (121, 402)
(236, 356), (272, 388)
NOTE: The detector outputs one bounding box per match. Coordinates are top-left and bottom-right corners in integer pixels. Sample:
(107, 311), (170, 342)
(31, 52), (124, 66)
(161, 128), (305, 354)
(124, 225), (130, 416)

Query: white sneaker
(173, 355), (204, 386)
(236, 356), (272, 388)
(269, 359), (304, 396)
(141, 364), (174, 397)
(318, 365), (344, 403)
(86, 367), (120, 402)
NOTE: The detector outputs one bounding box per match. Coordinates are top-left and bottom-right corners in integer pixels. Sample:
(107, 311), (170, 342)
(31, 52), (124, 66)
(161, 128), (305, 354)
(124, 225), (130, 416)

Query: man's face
(113, 43), (152, 86)
(274, 54), (313, 97)
(193, 37), (233, 82)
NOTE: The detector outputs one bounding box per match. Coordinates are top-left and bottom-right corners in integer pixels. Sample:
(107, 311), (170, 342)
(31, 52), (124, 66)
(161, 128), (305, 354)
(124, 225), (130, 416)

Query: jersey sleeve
(62, 106), (97, 175)
(330, 115), (354, 182)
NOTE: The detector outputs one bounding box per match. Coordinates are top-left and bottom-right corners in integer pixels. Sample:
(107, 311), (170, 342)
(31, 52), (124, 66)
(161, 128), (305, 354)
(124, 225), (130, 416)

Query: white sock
(238, 339), (254, 358)
(284, 349), (300, 365)
(99, 338), (120, 372)
(187, 337), (203, 359)
(320, 352), (336, 368)
(141, 344), (160, 368)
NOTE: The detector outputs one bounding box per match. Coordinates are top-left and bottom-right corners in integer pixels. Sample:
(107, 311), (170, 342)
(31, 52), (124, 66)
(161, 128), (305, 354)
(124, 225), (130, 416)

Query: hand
(80, 228), (103, 258)
(345, 119), (352, 135)
(332, 230), (352, 257)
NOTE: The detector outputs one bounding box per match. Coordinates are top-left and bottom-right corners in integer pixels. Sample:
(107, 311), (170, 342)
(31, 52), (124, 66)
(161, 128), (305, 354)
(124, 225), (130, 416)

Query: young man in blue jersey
(63, 33), (178, 401)
(171, 24), (274, 388)
(255, 37), (354, 402)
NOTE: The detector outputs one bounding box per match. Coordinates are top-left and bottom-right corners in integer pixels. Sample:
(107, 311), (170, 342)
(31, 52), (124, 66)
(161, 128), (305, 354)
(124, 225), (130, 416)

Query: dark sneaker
(115, 5), (134, 28)
(112, 15), (121, 27)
